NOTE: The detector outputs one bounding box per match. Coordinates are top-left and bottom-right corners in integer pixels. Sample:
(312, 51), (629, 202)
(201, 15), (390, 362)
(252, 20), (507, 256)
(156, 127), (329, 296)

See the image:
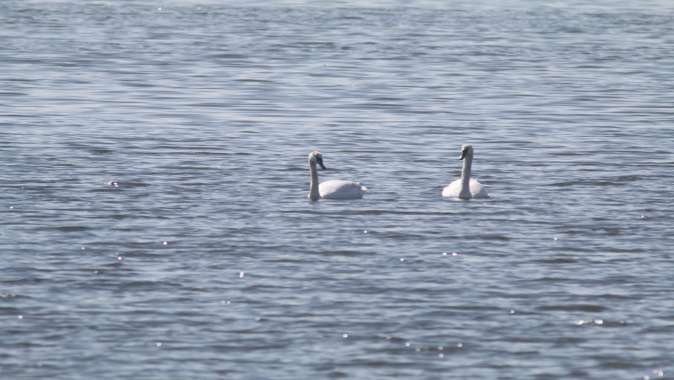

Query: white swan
(442, 144), (489, 200)
(308, 150), (367, 201)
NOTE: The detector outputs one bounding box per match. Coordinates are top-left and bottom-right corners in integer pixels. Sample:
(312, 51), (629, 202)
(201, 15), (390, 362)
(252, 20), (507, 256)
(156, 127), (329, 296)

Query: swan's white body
(308, 151), (367, 201)
(319, 179), (367, 199)
(442, 177), (488, 199)
(442, 145), (488, 200)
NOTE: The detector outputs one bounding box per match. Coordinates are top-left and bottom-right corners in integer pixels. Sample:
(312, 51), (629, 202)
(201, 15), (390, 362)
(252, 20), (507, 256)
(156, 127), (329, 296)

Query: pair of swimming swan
(308, 144), (488, 201)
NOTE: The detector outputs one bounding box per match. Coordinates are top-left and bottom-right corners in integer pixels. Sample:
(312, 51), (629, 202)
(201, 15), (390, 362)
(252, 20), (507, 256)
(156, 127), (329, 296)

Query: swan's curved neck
(460, 155), (472, 198)
(309, 160), (320, 201)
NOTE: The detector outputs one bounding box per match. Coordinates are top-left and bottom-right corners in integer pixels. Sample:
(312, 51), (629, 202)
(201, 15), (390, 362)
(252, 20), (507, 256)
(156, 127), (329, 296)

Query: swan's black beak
(459, 150), (467, 160)
(317, 157), (326, 170)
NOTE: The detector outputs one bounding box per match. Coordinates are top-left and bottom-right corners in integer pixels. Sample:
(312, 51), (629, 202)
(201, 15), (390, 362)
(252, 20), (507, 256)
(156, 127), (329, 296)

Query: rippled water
(2, 1), (674, 378)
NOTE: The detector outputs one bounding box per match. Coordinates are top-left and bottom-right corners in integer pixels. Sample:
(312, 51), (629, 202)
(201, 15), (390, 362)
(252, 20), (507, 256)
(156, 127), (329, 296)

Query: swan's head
(459, 144), (474, 160)
(308, 150), (326, 169)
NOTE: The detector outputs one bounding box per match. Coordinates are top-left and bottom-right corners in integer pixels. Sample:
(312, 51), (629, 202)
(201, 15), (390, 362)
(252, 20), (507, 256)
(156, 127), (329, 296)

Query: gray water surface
(1, 1), (674, 379)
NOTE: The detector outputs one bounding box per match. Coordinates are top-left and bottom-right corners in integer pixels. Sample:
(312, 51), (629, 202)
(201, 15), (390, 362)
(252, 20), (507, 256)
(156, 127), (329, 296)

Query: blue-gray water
(1, 1), (673, 379)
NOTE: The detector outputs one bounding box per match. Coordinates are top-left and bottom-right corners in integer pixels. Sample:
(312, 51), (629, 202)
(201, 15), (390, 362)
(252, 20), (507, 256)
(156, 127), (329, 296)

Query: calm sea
(1, 0), (673, 378)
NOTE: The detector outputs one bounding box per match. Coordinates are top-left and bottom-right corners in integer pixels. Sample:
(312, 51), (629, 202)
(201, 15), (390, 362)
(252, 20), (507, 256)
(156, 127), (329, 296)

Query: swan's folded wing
(442, 179), (462, 198)
(470, 178), (489, 198)
(320, 180), (366, 199)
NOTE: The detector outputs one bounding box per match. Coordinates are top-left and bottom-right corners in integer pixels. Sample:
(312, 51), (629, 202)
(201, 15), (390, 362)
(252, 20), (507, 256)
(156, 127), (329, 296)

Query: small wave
(538, 304), (607, 312)
(548, 175), (641, 187)
(534, 257), (578, 264)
